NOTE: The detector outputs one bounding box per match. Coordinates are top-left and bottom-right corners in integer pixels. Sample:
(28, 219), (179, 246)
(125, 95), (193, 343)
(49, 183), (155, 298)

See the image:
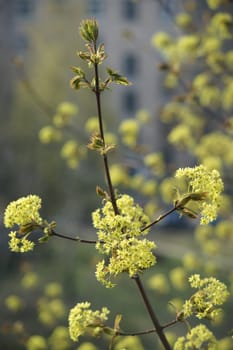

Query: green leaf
(71, 66), (85, 77)
(106, 67), (131, 86)
(70, 76), (82, 90)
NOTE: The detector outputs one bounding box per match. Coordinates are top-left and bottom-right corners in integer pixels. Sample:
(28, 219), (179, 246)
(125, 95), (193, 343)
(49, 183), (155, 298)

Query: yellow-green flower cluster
(8, 231), (35, 253)
(92, 194), (156, 287)
(4, 195), (42, 228)
(175, 165), (224, 224)
(174, 324), (217, 350)
(182, 274), (229, 320)
(68, 302), (109, 342)
(4, 195), (43, 253)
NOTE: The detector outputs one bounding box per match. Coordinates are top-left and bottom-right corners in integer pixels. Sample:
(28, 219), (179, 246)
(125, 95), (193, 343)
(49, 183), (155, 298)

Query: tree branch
(51, 229), (97, 244)
(133, 274), (172, 350)
(141, 206), (178, 232)
(117, 318), (178, 336)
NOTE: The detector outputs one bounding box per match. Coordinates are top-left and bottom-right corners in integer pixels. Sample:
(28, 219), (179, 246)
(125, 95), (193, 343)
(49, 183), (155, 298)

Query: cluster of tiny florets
(182, 274), (229, 320)
(8, 231), (35, 253)
(4, 195), (43, 252)
(68, 302), (109, 342)
(174, 324), (217, 350)
(92, 194), (156, 287)
(4, 195), (42, 228)
(175, 165), (223, 224)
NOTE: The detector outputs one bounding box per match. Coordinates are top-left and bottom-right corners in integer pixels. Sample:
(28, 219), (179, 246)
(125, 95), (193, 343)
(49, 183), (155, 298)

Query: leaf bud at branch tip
(96, 186), (110, 200)
(79, 18), (99, 42)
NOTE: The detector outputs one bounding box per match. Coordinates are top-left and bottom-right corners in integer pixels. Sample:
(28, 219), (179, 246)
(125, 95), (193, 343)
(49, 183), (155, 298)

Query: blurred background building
(87, 0), (168, 150)
(0, 0), (176, 227)
(0, 0), (171, 152)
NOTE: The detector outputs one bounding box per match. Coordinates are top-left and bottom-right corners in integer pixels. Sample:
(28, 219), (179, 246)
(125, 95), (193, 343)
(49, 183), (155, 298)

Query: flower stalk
(133, 274), (172, 350)
(93, 44), (119, 215)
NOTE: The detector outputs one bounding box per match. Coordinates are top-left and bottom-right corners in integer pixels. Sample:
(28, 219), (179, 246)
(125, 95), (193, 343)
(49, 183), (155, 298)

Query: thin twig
(133, 274), (172, 350)
(51, 229), (97, 244)
(117, 318), (178, 336)
(141, 206), (178, 232)
(93, 43), (119, 215)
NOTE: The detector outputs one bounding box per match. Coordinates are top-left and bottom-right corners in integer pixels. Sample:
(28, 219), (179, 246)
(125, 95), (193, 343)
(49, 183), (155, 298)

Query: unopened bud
(79, 19), (99, 42)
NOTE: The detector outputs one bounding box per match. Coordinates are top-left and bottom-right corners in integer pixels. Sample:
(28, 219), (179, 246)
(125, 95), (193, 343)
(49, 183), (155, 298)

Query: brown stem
(117, 328), (156, 336)
(162, 318), (179, 330)
(93, 43), (119, 215)
(51, 229), (97, 244)
(141, 206), (178, 232)
(133, 275), (172, 350)
(117, 318), (178, 337)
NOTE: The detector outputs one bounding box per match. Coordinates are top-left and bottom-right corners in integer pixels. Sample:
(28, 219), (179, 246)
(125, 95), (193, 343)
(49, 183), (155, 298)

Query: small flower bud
(87, 133), (104, 151)
(79, 19), (99, 42)
(96, 186), (109, 200)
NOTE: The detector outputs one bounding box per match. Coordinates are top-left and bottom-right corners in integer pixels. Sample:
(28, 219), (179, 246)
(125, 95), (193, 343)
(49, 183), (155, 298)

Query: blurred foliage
(2, 0), (102, 222)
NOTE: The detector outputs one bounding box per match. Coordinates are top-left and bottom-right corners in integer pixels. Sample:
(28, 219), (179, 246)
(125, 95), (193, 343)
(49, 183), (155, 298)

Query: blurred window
(122, 0), (138, 20)
(123, 53), (138, 77)
(88, 0), (105, 15)
(122, 90), (139, 114)
(15, 0), (34, 15)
